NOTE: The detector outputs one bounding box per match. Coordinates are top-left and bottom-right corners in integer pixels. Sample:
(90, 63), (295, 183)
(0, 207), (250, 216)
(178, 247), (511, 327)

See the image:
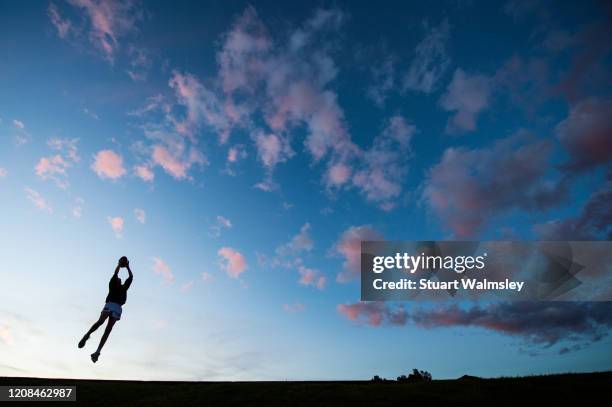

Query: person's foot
(90, 352), (100, 363)
(78, 335), (89, 349)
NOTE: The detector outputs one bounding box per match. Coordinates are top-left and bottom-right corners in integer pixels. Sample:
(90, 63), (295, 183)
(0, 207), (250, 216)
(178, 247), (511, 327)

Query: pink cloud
(0, 167), (7, 178)
(107, 216), (124, 238)
(335, 225), (383, 283)
(48, 138), (80, 162)
(217, 6), (272, 94)
(35, 155), (70, 188)
(24, 187), (53, 213)
(297, 265), (326, 290)
(92, 150), (126, 180)
(556, 97), (612, 171)
(36, 138), (80, 188)
(169, 70), (238, 143)
(216, 6), (359, 184)
(440, 68), (492, 134)
(151, 144), (204, 180)
(180, 280), (194, 293)
(152, 257), (175, 283)
(253, 131), (293, 169)
(218, 247), (247, 278)
(327, 163), (351, 186)
(337, 301), (407, 327)
(227, 145), (247, 163)
(48, 3), (72, 39)
(64, 0), (142, 63)
(324, 115), (414, 210)
(134, 164), (154, 182)
(422, 133), (567, 237)
(411, 302), (612, 349)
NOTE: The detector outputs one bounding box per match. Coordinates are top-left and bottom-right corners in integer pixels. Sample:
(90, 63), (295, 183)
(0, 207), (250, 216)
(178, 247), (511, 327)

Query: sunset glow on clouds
(92, 150), (126, 180)
(1, 0), (611, 381)
(218, 247), (248, 278)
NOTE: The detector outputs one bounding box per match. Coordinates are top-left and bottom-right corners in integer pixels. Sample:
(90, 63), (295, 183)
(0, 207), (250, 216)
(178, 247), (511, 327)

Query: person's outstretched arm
(124, 263), (133, 289)
(110, 264), (120, 285)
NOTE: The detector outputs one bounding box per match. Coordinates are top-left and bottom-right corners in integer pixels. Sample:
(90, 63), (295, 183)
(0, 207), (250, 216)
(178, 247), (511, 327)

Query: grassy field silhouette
(1, 371), (610, 406)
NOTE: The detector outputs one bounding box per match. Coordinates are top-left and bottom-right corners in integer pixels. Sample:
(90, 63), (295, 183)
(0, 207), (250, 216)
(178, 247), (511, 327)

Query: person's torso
(106, 281), (128, 305)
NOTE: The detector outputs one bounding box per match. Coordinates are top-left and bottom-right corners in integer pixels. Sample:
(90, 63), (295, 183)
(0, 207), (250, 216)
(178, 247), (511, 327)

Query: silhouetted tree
(396, 369), (433, 382)
(421, 370), (432, 381)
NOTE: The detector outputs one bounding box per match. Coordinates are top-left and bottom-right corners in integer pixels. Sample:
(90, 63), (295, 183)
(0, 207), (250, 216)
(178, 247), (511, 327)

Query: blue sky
(0, 0), (611, 380)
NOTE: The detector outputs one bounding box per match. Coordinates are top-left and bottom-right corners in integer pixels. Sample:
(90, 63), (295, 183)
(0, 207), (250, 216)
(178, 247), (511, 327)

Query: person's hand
(118, 256), (129, 268)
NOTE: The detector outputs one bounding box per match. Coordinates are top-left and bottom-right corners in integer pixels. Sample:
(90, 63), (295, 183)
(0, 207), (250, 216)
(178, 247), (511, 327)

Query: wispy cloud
(151, 144), (205, 180)
(337, 301), (407, 327)
(12, 119), (25, 130)
(54, 0), (143, 63)
(24, 187), (53, 213)
(348, 115), (416, 210)
(35, 138), (80, 189)
(403, 19), (451, 94)
(12, 119), (28, 145)
(366, 54), (395, 106)
(152, 257), (175, 283)
(297, 265), (326, 290)
(82, 107), (99, 120)
(36, 157), (67, 191)
(209, 215), (232, 238)
(134, 208), (146, 224)
(275, 223), (313, 257)
(48, 3), (72, 39)
(180, 280), (194, 293)
(72, 197), (84, 218)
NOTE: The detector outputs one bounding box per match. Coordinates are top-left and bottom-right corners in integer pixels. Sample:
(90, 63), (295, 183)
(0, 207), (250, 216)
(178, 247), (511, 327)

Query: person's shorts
(102, 302), (122, 320)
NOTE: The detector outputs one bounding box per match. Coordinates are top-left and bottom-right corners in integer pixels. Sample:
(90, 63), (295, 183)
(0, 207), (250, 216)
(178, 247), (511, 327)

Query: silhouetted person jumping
(78, 256), (133, 363)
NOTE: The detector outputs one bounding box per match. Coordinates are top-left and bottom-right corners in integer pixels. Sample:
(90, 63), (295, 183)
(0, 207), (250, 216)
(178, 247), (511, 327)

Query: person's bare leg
(79, 312), (108, 348)
(91, 317), (117, 362)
